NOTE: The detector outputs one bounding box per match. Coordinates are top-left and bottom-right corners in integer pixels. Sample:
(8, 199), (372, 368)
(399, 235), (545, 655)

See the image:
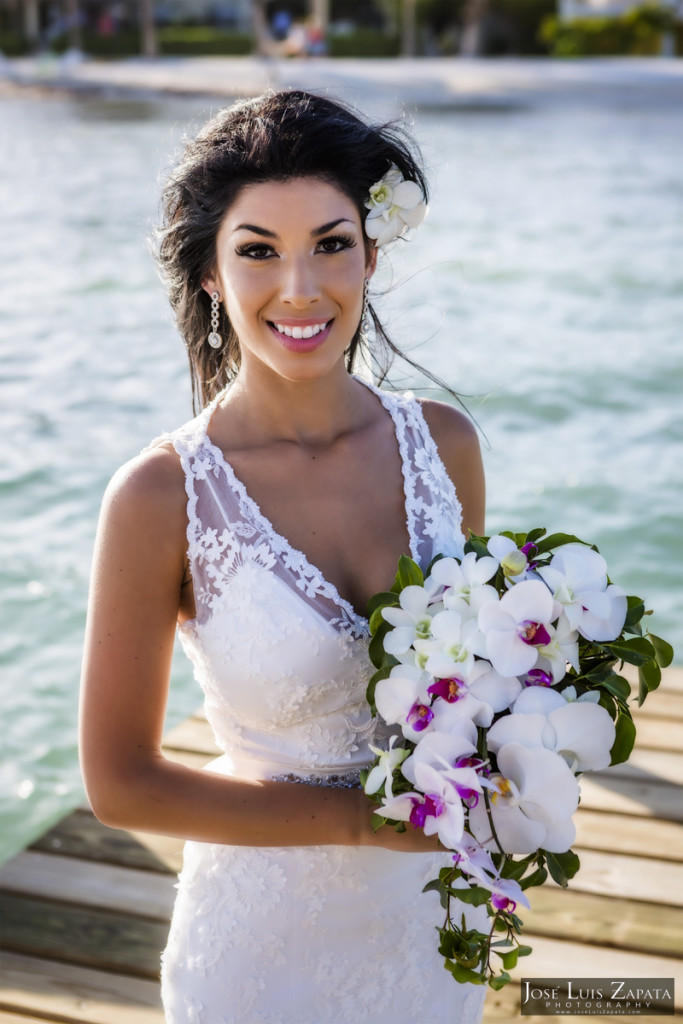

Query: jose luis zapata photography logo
(520, 978), (675, 1015)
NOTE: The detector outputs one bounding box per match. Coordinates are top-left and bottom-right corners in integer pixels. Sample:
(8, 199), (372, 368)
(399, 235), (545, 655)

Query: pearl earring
(208, 291), (222, 349)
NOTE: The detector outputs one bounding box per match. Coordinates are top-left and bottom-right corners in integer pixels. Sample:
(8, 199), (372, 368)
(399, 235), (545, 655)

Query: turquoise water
(1, 88), (681, 864)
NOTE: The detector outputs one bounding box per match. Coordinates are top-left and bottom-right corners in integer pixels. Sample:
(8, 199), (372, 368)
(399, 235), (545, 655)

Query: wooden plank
(578, 772), (683, 821)
(0, 893), (166, 980)
(521, 886), (683, 957)
(632, 690), (683, 720)
(0, 852), (175, 920)
(573, 807), (683, 859)
(0, 1013), (64, 1024)
(551, 848), (683, 906)
(631, 714), (683, 751)
(0, 950), (163, 1024)
(162, 717), (218, 756)
(598, 748), (683, 785)
(30, 808), (180, 876)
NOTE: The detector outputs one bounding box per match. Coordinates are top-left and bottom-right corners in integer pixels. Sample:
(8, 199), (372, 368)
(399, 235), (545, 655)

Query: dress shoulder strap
(363, 382), (465, 566)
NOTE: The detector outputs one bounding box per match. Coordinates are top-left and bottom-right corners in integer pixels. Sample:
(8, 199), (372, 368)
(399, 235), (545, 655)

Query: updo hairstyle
(156, 89), (429, 411)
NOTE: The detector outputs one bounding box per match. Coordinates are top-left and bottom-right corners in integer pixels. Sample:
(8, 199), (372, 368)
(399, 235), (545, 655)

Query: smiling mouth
(270, 320), (332, 340)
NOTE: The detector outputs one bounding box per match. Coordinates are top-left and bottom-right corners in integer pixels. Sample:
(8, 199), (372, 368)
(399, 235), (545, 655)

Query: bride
(79, 90), (487, 1024)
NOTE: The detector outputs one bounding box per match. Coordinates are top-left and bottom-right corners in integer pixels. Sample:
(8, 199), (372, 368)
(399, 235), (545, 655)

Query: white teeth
(274, 321), (328, 338)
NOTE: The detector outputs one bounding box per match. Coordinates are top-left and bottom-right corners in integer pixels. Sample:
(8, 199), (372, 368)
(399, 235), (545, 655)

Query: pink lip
(267, 320), (333, 352)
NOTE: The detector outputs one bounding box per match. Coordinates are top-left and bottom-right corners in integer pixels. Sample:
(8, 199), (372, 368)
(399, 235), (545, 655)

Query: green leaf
(448, 885), (491, 907)
(499, 948), (519, 970)
(545, 849), (580, 887)
(368, 604), (392, 636)
(366, 590), (400, 618)
(463, 535), (490, 558)
(517, 945), (533, 958)
(600, 674), (632, 703)
(624, 595), (646, 630)
(365, 663), (394, 713)
(638, 659), (661, 706)
(648, 633), (674, 669)
(395, 554), (424, 590)
(422, 879), (443, 896)
(610, 708), (636, 765)
(519, 866), (548, 890)
(489, 971), (512, 991)
(500, 854), (536, 881)
(533, 532), (587, 555)
(368, 621), (394, 670)
(525, 527), (548, 544)
(601, 636), (656, 666)
(445, 959), (485, 985)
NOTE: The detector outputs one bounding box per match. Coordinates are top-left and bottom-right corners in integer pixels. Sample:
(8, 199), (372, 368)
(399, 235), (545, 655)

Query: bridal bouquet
(362, 529), (672, 990)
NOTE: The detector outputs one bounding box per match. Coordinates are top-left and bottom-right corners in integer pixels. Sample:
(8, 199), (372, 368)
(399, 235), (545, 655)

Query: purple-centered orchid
(412, 762), (469, 848)
(488, 534), (531, 582)
(537, 543), (627, 642)
(477, 579), (557, 678)
(469, 742), (579, 854)
(479, 875), (531, 913)
(374, 664), (436, 741)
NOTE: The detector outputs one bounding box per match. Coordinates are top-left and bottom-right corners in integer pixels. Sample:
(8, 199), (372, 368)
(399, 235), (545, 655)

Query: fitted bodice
(156, 379), (465, 783)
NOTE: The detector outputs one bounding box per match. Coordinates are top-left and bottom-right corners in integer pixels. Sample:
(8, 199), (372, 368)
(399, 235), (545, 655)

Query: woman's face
(204, 177), (375, 383)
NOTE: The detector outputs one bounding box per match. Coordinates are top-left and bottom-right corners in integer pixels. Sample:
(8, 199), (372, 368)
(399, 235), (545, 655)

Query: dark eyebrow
(232, 218), (354, 239)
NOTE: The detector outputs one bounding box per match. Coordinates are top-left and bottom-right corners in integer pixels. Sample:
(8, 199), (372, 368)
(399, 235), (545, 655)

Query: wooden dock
(1, 666), (682, 1024)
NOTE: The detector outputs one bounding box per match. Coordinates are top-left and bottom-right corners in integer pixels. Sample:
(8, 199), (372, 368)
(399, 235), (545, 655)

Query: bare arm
(420, 399), (486, 538)
(79, 447), (435, 852)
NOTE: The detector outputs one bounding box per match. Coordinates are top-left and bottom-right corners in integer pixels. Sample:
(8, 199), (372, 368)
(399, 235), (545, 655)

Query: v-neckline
(198, 377), (418, 633)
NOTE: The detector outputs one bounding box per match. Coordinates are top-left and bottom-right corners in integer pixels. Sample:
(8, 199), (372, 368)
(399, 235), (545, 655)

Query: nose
(279, 256), (321, 309)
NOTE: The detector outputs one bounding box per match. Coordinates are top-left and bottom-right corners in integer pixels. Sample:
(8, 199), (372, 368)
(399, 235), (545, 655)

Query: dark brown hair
(156, 89), (431, 412)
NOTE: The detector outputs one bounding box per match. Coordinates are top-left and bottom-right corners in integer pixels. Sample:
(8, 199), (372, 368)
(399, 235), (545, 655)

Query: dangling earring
(360, 279), (371, 344)
(208, 291), (222, 349)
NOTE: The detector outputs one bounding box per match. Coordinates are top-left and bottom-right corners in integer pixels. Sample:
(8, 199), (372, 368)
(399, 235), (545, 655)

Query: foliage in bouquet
(361, 529), (673, 990)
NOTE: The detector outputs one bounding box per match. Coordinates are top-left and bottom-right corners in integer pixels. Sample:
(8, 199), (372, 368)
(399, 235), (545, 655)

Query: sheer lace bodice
(160, 379), (465, 783)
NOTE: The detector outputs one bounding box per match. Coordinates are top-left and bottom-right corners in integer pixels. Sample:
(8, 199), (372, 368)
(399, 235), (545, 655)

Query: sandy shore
(2, 53), (683, 108)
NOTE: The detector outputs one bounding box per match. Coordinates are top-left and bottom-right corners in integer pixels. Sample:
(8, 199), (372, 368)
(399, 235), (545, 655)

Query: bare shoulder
(100, 441), (188, 558)
(418, 398), (486, 537)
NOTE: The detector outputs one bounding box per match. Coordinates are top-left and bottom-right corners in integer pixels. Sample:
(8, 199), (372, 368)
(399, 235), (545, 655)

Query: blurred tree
(65, 0), (81, 49)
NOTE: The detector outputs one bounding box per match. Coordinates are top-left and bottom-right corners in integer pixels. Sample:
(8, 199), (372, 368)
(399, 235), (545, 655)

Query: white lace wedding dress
(158, 379), (488, 1024)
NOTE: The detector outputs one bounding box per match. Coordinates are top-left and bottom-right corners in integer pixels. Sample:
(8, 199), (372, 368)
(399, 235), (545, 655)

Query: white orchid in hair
(365, 164), (429, 247)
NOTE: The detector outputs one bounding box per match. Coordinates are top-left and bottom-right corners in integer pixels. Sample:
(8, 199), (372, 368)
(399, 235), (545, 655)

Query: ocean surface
(0, 84), (681, 864)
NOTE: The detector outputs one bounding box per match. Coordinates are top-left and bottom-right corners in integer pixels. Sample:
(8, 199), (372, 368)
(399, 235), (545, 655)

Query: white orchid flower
(428, 553), (499, 612)
(487, 534), (532, 581)
(364, 735), (410, 800)
(478, 874), (531, 913)
(365, 164), (429, 247)
(411, 762), (469, 848)
(429, 660), (522, 729)
(469, 743), (579, 854)
(381, 585), (437, 657)
(537, 544), (627, 642)
(401, 726), (479, 788)
(491, 686), (616, 772)
(414, 608), (483, 679)
(477, 579), (557, 678)
(451, 835), (498, 884)
(535, 616), (580, 683)
(374, 664), (436, 741)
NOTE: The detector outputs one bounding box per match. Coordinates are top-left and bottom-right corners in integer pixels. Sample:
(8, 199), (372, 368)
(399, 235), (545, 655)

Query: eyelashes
(235, 234), (357, 260)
